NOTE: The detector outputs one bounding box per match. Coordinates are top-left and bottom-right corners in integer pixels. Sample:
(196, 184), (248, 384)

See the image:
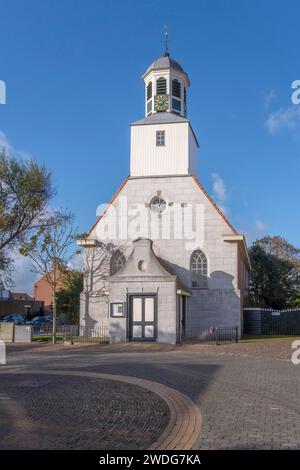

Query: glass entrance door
(129, 295), (157, 341)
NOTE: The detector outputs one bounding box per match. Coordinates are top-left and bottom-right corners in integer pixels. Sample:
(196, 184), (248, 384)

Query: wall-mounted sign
(110, 302), (125, 318)
(272, 311), (281, 316)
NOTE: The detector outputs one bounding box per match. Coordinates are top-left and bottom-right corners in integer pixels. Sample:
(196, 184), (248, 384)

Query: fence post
(215, 327), (218, 345)
(235, 326), (238, 343)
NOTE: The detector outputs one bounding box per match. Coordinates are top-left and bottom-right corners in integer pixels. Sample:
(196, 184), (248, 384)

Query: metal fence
(244, 308), (300, 335)
(76, 325), (109, 344)
(183, 326), (239, 345)
(32, 324), (109, 344)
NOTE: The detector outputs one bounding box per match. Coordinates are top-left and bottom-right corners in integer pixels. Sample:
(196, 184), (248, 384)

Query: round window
(138, 260), (147, 271)
(150, 196), (167, 214)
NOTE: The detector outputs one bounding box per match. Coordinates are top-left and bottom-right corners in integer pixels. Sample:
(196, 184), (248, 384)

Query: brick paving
(1, 340), (300, 450)
(0, 373), (169, 450)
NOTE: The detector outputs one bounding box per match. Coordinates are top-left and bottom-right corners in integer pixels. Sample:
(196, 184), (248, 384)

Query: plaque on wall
(110, 302), (125, 318)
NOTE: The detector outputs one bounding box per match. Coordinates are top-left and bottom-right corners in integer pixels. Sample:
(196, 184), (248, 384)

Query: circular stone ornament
(150, 196), (167, 214)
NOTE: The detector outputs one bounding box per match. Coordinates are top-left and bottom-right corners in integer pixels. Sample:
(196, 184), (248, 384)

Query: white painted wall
(83, 175), (243, 335)
(130, 122), (199, 177)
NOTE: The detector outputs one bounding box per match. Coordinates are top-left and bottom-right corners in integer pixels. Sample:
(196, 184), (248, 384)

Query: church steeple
(142, 51), (190, 118)
(130, 47), (198, 179)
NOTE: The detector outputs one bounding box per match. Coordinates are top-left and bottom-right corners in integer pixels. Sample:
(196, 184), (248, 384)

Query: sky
(0, 0), (300, 293)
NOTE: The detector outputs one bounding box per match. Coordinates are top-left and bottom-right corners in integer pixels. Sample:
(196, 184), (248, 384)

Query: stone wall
(0, 322), (14, 342)
(81, 175), (246, 340)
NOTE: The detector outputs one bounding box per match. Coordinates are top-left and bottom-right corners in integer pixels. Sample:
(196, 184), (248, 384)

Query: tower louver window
(172, 79), (181, 98)
(147, 81), (152, 101)
(156, 77), (167, 95)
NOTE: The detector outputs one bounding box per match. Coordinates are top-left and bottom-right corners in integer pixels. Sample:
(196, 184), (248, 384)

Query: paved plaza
(0, 339), (299, 450)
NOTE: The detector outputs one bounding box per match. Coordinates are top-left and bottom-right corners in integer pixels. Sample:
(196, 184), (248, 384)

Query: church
(78, 48), (250, 344)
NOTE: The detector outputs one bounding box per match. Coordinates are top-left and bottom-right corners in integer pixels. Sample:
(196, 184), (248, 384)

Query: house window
(172, 98), (181, 113)
(110, 250), (126, 276)
(146, 81), (152, 101)
(190, 250), (208, 288)
(156, 130), (165, 146)
(172, 79), (181, 98)
(156, 77), (167, 95)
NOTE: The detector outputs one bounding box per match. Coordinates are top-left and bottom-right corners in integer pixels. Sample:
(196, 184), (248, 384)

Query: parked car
(0, 314), (25, 324)
(26, 316), (53, 325)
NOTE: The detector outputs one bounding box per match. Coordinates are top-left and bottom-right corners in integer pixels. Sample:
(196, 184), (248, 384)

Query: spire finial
(163, 25), (169, 56)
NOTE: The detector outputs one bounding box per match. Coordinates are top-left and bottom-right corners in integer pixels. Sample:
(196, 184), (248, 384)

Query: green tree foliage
(0, 150), (54, 285)
(247, 239), (300, 309)
(256, 236), (300, 268)
(56, 270), (83, 324)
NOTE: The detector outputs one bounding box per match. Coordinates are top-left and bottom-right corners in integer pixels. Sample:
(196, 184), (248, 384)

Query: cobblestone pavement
(2, 341), (300, 450)
(0, 373), (169, 450)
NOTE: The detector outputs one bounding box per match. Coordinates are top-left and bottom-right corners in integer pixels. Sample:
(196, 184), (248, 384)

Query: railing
(32, 324), (109, 344)
(76, 325), (109, 344)
(244, 308), (300, 335)
(183, 326), (239, 345)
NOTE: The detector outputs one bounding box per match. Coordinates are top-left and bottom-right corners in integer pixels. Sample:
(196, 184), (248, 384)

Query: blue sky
(0, 0), (300, 292)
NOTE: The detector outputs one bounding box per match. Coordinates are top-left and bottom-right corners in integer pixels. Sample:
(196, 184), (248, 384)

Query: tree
(247, 242), (300, 309)
(56, 270), (83, 324)
(256, 236), (300, 268)
(19, 210), (79, 344)
(0, 150), (54, 285)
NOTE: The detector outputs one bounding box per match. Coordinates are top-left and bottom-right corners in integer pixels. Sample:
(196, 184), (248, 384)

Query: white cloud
(212, 173), (228, 214)
(0, 129), (31, 159)
(264, 89), (276, 109)
(0, 130), (12, 151)
(12, 251), (39, 296)
(265, 105), (300, 136)
(68, 252), (84, 270)
(255, 219), (267, 233)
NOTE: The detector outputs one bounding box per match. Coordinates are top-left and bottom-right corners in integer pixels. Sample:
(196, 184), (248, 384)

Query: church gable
(87, 174), (237, 243)
(110, 238), (176, 281)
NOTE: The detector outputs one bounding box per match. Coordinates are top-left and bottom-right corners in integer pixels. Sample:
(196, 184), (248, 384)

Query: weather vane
(163, 25), (169, 55)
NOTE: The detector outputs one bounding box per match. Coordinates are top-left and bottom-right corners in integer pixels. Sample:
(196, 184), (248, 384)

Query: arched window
(156, 77), (167, 95)
(146, 81), (152, 101)
(172, 79), (181, 98)
(110, 250), (126, 276)
(190, 250), (208, 288)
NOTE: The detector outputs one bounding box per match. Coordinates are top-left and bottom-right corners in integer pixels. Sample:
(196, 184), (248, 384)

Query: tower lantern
(142, 52), (190, 118)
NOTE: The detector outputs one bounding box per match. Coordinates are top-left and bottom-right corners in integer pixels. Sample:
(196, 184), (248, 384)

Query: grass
(33, 334), (64, 343)
(32, 334), (108, 344)
(241, 335), (300, 344)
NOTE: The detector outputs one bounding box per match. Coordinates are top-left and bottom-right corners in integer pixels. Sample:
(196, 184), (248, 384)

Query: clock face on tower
(154, 94), (169, 112)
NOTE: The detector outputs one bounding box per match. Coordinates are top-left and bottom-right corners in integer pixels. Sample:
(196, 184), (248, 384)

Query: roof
(131, 113), (188, 126)
(142, 53), (190, 84)
(157, 257), (190, 293)
(86, 176), (129, 237)
(11, 292), (33, 300)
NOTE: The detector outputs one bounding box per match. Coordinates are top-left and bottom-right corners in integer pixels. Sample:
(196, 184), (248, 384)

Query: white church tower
(130, 51), (199, 177)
